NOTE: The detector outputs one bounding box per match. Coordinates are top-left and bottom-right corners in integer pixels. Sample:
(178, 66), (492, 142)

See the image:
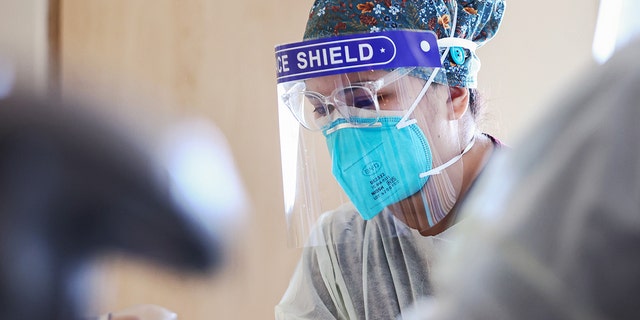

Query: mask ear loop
(419, 135), (475, 178)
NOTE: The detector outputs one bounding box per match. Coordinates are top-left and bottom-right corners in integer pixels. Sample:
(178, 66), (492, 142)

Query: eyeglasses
(281, 68), (414, 131)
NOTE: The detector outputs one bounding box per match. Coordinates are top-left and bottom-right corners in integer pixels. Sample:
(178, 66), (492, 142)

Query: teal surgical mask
(323, 116), (432, 220)
(323, 114), (476, 221)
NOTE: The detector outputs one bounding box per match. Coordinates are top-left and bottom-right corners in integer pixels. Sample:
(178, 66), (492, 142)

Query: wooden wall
(59, 1), (308, 319)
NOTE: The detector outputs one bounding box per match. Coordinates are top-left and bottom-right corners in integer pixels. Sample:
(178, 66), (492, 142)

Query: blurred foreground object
(159, 118), (248, 250)
(403, 38), (640, 319)
(0, 90), (234, 320)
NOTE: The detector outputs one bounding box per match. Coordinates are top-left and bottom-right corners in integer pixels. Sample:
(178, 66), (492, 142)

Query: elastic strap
(419, 135), (475, 178)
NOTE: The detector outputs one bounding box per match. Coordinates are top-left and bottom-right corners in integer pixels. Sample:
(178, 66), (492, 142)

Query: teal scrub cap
(303, 0), (506, 88)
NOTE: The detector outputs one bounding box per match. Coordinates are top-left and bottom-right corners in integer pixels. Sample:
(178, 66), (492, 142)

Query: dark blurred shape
(0, 91), (220, 320)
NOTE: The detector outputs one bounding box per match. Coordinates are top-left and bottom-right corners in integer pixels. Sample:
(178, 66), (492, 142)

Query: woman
(274, 0), (506, 318)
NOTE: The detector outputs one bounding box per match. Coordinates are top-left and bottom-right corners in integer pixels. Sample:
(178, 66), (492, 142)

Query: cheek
(377, 96), (400, 111)
(378, 78), (427, 111)
(378, 92), (414, 111)
(414, 100), (460, 158)
(413, 97), (442, 128)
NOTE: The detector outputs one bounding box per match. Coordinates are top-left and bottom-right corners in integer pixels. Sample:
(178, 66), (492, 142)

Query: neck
(459, 132), (495, 197)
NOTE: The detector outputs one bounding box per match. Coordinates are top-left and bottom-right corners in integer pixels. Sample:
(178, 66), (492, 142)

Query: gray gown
(275, 203), (461, 320)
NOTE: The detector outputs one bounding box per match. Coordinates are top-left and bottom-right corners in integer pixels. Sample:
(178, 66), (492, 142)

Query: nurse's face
(305, 70), (460, 161)
(308, 70), (466, 231)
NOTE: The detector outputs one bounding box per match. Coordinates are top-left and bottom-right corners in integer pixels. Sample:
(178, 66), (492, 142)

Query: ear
(449, 87), (469, 120)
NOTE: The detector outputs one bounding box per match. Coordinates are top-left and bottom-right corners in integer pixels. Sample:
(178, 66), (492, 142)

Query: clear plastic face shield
(276, 30), (470, 247)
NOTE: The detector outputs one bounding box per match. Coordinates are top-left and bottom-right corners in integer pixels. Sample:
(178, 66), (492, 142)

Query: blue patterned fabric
(303, 0), (506, 88)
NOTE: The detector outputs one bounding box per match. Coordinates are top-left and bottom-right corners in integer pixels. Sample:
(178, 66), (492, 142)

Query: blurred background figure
(401, 9), (640, 320)
(0, 87), (247, 320)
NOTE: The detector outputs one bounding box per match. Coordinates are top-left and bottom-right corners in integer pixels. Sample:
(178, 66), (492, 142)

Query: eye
(313, 105), (327, 116)
(353, 96), (376, 109)
(338, 87), (376, 110)
(305, 94), (330, 117)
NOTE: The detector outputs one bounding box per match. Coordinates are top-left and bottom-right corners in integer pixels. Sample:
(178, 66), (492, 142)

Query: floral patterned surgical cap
(303, 0), (506, 88)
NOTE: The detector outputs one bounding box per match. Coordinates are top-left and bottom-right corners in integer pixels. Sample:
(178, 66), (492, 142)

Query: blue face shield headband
(276, 30), (446, 136)
(275, 30), (442, 83)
